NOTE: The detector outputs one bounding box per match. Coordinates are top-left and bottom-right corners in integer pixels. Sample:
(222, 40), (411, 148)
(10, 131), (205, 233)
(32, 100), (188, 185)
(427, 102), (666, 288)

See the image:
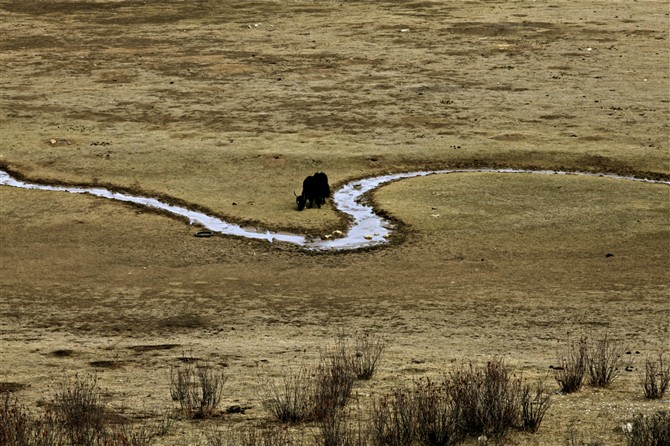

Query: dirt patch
(50, 349), (76, 358)
(127, 344), (181, 353)
(89, 360), (124, 369)
(0, 382), (28, 394)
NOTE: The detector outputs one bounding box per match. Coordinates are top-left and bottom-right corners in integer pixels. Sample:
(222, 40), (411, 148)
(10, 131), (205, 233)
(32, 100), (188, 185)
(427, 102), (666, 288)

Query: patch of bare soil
(0, 1), (668, 445)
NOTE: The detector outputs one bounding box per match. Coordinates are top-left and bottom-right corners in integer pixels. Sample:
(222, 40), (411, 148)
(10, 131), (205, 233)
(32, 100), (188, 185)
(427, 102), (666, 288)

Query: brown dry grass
(0, 1), (668, 445)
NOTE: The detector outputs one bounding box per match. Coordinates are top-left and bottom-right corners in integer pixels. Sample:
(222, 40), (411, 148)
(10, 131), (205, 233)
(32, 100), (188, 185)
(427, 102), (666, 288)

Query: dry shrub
(587, 335), (626, 387)
(640, 353), (670, 399)
(555, 337), (589, 393)
(625, 411), (670, 446)
(52, 374), (106, 445)
(348, 334), (385, 380)
(312, 348), (356, 421)
(170, 362), (227, 418)
(262, 366), (315, 423)
(262, 346), (356, 424)
(1, 378), (170, 446)
(370, 360), (549, 445)
(370, 387), (414, 446)
(413, 378), (461, 446)
(316, 406), (369, 446)
(206, 425), (296, 446)
(0, 393), (32, 446)
(520, 381), (551, 433)
(449, 359), (521, 439)
(107, 414), (173, 446)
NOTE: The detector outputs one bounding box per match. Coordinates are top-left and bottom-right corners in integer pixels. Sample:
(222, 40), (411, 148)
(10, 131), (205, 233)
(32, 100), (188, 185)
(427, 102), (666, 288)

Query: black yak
(295, 172), (330, 211)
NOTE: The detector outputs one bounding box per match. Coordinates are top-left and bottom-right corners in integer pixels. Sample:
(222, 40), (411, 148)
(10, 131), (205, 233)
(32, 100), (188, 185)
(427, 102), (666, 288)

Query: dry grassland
(0, 1), (668, 445)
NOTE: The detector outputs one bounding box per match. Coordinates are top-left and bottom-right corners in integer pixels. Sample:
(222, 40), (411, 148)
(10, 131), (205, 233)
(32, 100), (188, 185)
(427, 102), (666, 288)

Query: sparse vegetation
(170, 362), (227, 419)
(262, 344), (356, 424)
(0, 377), (171, 446)
(640, 353), (670, 399)
(370, 359), (549, 445)
(6, 335), (670, 446)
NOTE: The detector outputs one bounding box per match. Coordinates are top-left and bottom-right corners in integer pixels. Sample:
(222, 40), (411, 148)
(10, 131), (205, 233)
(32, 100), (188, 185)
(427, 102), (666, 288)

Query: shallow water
(1, 169), (667, 251)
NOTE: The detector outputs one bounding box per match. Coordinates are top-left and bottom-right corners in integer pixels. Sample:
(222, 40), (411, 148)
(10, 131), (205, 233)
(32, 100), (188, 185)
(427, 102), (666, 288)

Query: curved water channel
(1, 168), (668, 251)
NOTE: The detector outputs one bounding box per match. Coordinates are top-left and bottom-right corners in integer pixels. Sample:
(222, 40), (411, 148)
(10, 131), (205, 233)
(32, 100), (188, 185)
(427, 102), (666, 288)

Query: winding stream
(1, 168), (668, 251)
